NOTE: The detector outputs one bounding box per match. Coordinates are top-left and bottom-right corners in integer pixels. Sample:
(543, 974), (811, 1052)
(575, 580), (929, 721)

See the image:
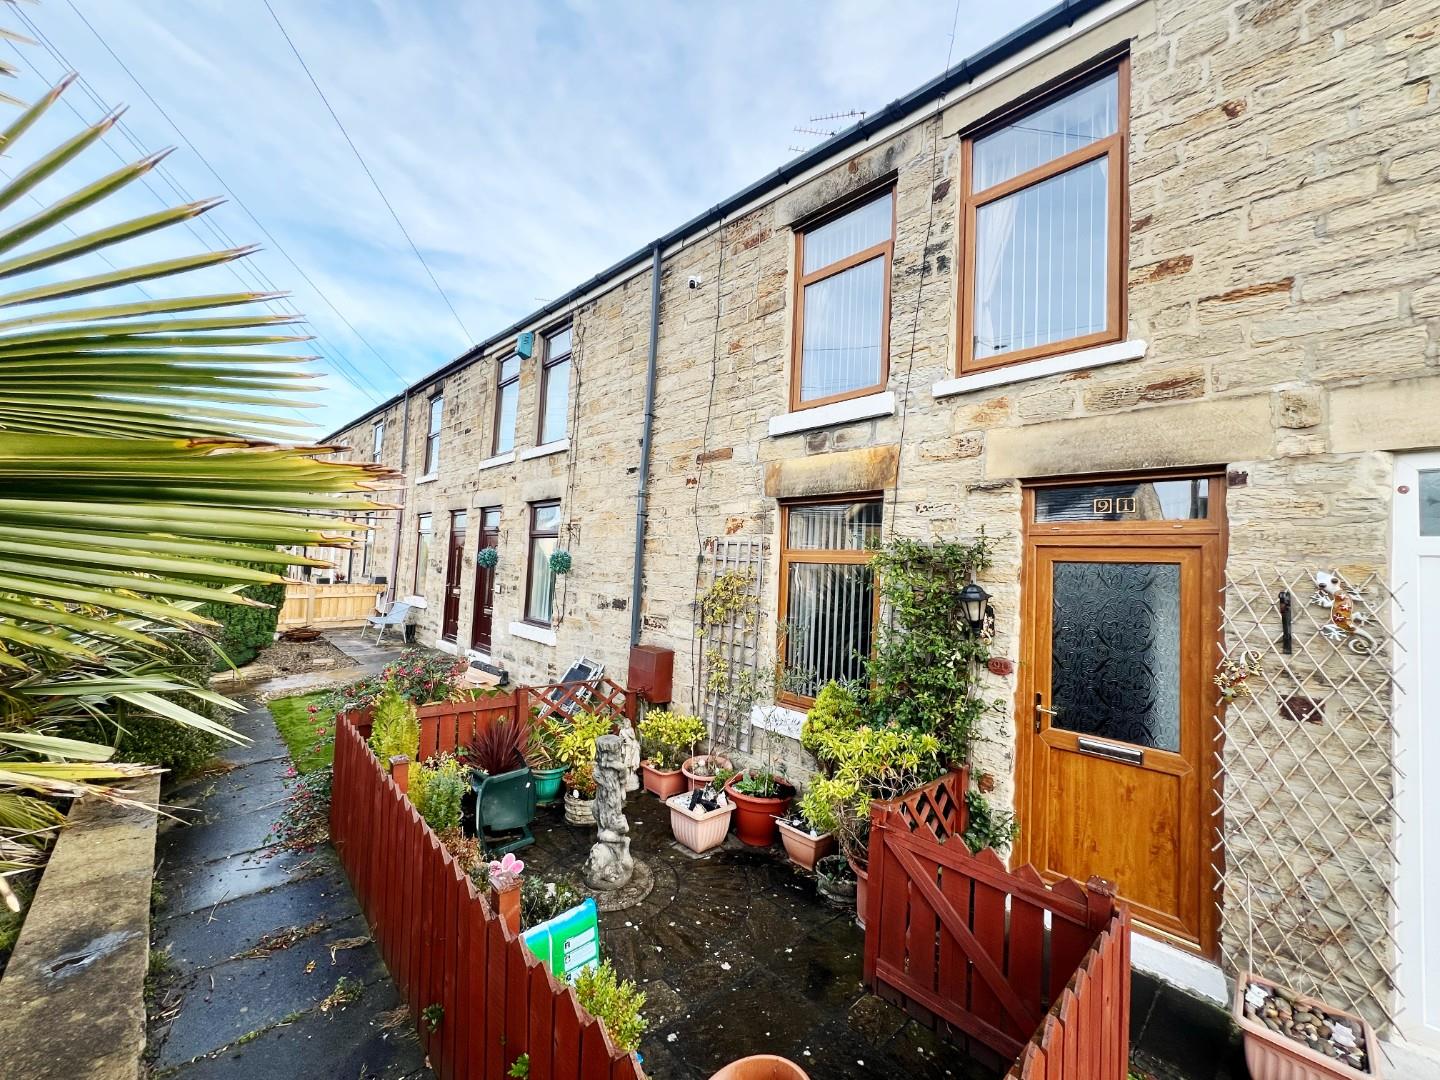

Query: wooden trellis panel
(696, 536), (766, 752)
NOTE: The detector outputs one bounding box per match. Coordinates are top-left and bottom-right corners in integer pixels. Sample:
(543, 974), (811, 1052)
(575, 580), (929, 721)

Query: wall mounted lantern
(958, 581), (992, 636)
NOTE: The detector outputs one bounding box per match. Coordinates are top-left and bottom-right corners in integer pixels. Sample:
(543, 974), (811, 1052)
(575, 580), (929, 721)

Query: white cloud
(7, 0), (1056, 432)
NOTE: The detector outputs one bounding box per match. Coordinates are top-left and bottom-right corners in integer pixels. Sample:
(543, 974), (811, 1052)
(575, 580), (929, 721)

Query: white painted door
(1394, 452), (1440, 1053)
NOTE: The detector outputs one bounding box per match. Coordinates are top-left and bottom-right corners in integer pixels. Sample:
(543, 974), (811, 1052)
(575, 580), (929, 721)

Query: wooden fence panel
(277, 582), (385, 628)
(864, 770), (1131, 1080)
(329, 712), (644, 1080)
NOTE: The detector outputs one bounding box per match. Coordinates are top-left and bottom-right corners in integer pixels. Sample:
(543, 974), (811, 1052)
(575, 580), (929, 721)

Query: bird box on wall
(516, 331), (535, 359)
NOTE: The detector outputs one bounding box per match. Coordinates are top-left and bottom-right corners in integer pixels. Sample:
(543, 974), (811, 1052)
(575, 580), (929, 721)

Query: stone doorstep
(0, 774), (162, 1080)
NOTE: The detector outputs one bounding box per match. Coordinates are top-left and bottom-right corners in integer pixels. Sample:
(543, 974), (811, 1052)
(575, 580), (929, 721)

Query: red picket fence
(863, 771), (1131, 1080)
(330, 708), (645, 1080)
(410, 678), (637, 761)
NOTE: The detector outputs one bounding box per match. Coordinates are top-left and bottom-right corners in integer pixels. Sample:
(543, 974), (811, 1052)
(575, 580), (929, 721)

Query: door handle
(1076, 737), (1144, 766)
(1033, 694), (1057, 733)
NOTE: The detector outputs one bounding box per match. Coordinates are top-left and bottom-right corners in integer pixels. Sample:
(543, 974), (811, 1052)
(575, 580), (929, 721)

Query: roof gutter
(322, 0), (1102, 441)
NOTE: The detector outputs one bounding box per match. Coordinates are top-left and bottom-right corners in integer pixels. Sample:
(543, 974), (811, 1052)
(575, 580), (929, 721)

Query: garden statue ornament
(1309, 570), (1378, 655)
(583, 734), (634, 890)
(617, 718), (641, 793)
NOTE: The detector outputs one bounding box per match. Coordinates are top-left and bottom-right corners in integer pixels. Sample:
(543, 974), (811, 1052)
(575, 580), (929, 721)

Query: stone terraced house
(319, 0), (1440, 1067)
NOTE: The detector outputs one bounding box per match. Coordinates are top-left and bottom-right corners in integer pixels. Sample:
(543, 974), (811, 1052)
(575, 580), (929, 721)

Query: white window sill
(466, 648), (494, 664)
(509, 621), (556, 646)
(520, 438), (570, 461)
(749, 703), (808, 740)
(932, 339), (1147, 399)
(767, 390), (896, 438)
(477, 451), (516, 471)
(416, 473), (438, 485)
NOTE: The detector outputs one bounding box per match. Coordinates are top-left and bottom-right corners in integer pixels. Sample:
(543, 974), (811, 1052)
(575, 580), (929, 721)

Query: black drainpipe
(386, 386), (412, 606)
(629, 242), (663, 647)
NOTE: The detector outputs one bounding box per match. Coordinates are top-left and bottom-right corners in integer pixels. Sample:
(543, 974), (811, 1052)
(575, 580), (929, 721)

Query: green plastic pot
(531, 765), (567, 805)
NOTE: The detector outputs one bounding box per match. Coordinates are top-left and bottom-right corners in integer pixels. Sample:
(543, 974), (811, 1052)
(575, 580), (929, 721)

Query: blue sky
(9, 0), (1055, 435)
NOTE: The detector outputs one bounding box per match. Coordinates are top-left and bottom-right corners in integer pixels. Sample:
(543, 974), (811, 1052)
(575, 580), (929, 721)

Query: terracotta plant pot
(777, 820), (836, 871)
(641, 761), (688, 800)
(667, 792), (735, 853)
(709, 1054), (810, 1080)
(682, 753), (733, 792)
(849, 857), (870, 929)
(564, 790), (595, 826)
(489, 881), (521, 935)
(723, 772), (795, 847)
(1235, 971), (1378, 1078)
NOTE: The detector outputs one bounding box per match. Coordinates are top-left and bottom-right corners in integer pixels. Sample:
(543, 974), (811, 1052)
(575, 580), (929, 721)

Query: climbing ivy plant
(866, 534), (1001, 763)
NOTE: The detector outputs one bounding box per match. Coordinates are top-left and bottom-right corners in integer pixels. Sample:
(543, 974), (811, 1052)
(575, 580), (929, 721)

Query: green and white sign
(521, 897), (599, 981)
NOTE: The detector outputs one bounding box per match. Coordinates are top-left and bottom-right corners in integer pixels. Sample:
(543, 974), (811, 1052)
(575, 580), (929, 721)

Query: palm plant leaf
(0, 65), (399, 848)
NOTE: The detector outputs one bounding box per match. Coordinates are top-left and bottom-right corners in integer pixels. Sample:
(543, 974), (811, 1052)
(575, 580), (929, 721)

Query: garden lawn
(269, 691), (337, 774)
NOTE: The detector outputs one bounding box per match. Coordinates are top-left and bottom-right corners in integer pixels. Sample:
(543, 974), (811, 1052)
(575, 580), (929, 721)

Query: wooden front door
(441, 510), (467, 643)
(470, 507), (500, 654)
(1018, 475), (1223, 956)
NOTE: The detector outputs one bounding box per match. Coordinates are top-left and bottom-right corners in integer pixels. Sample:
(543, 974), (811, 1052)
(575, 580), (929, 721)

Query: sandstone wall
(322, 0), (1439, 1027)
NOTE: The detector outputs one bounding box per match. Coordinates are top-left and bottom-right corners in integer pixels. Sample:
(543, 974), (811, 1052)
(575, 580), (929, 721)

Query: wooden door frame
(471, 507), (501, 655)
(441, 509), (467, 644)
(1015, 470), (1226, 959)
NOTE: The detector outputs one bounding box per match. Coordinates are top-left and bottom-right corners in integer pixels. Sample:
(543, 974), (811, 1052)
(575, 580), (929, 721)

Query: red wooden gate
(863, 771), (1131, 1079)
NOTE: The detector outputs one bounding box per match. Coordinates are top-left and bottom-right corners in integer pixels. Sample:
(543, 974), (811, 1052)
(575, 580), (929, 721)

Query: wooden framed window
(538, 325), (572, 446)
(960, 57), (1128, 373)
(791, 188), (894, 411)
(422, 396), (442, 475)
(493, 352), (521, 455)
(777, 496), (882, 707)
(414, 512), (433, 594)
(524, 500), (561, 626)
(371, 420), (385, 463)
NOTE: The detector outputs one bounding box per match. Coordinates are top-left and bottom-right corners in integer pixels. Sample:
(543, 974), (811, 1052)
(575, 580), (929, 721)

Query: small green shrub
(573, 959), (646, 1053)
(518, 877), (582, 930)
(801, 681), (862, 757)
(636, 709), (706, 770)
(369, 681), (419, 767)
(410, 754), (466, 833)
(963, 789), (1019, 854)
(508, 1052), (530, 1078)
(201, 577), (285, 669)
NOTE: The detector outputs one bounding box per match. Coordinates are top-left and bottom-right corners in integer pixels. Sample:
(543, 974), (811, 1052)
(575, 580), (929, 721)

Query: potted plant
(563, 762), (596, 826)
(681, 751), (733, 792)
(484, 851), (525, 935)
(666, 784), (734, 854)
(636, 709), (706, 799)
(723, 769), (795, 847)
(814, 853), (856, 907)
(710, 1056), (810, 1080)
(468, 718), (537, 856)
(777, 786), (837, 872)
(1236, 972), (1376, 1078)
(552, 711), (611, 827)
(523, 715), (567, 806)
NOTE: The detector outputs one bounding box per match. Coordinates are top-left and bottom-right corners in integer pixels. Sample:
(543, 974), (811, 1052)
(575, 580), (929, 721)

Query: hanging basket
(549, 550), (573, 575)
(476, 547), (499, 569)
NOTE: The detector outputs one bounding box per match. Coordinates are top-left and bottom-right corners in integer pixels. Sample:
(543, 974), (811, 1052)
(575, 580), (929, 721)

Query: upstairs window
(423, 396), (442, 475)
(525, 500), (561, 626)
(778, 497), (882, 707)
(493, 352), (520, 455)
(793, 189), (893, 410)
(538, 326), (572, 446)
(961, 60), (1127, 372)
(371, 420), (384, 463)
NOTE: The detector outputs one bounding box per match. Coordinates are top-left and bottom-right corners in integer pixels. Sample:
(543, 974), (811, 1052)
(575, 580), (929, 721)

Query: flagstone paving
(145, 635), (426, 1078)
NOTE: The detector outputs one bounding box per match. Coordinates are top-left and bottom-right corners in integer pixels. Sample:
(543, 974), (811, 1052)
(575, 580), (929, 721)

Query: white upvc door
(1394, 452), (1440, 1054)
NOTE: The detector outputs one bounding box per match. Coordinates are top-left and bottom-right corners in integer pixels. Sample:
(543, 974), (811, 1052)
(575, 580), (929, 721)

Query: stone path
(146, 635), (427, 1078)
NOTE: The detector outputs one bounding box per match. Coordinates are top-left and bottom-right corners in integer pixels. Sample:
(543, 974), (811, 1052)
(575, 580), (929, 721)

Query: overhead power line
(261, 0), (475, 348)
(11, 9), (390, 405)
(56, 1), (409, 392)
